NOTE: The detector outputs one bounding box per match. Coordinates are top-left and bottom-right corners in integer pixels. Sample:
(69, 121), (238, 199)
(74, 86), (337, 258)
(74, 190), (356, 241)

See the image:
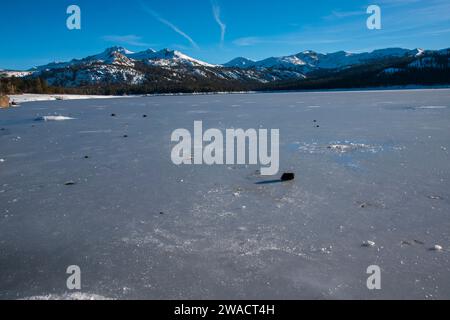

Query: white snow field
(0, 89), (449, 300)
(9, 94), (127, 104)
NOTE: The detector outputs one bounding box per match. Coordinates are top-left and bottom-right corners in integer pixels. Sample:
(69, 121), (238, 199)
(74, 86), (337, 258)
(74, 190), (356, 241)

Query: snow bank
(9, 94), (127, 104)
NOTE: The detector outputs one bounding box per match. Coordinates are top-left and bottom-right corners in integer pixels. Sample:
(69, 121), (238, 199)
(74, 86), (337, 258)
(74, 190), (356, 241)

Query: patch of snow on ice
(297, 141), (383, 154)
(36, 116), (75, 122)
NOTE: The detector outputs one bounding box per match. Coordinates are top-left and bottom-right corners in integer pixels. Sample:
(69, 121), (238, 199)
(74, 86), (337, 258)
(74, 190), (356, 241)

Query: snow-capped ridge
(142, 49), (216, 67)
(102, 46), (135, 55)
(31, 46), (439, 74)
(223, 47), (430, 72)
(3, 46), (448, 88)
(30, 46), (226, 71)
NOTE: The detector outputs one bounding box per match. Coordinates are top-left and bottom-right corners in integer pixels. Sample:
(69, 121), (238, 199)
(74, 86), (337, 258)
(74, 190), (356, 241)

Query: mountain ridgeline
(1, 47), (449, 95)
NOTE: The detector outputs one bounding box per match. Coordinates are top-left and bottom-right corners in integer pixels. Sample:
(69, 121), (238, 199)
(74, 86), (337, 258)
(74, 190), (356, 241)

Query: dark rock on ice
(281, 173), (295, 181)
(362, 241), (376, 247)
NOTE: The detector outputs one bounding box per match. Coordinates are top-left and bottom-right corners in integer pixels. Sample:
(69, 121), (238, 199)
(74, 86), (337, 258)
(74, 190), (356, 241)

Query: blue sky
(1, 0), (449, 70)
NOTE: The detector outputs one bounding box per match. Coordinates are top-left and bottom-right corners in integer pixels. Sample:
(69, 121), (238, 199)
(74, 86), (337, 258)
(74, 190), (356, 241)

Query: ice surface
(417, 106), (448, 110)
(0, 89), (449, 300)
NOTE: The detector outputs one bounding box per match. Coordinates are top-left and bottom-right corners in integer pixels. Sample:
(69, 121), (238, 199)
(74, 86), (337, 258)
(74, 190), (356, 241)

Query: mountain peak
(223, 57), (255, 68)
(126, 49), (156, 61)
(103, 46), (134, 55)
(146, 49), (215, 67)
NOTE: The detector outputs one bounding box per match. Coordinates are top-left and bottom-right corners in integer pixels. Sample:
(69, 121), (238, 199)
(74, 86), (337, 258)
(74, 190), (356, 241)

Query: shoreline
(6, 85), (450, 104)
(8, 94), (131, 104)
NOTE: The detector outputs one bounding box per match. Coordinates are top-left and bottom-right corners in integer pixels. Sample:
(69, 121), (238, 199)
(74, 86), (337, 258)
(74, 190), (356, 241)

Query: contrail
(140, 2), (199, 49)
(155, 15), (199, 49)
(211, 1), (226, 46)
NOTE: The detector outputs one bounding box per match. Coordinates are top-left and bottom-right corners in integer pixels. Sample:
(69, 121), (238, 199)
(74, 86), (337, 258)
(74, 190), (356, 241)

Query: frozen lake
(1, 89), (449, 300)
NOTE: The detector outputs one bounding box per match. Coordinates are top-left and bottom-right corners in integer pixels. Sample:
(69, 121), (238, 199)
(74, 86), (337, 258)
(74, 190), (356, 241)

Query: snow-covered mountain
(33, 47), (136, 72)
(2, 46), (448, 89)
(34, 47), (215, 72)
(140, 49), (217, 68)
(28, 47), (294, 86)
(224, 48), (426, 72)
(28, 47), (225, 86)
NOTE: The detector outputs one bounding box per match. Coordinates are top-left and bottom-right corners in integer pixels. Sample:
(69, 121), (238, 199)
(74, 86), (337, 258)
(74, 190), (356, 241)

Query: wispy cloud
(140, 2), (199, 49)
(102, 35), (151, 47)
(324, 9), (365, 20)
(211, 0), (226, 46)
